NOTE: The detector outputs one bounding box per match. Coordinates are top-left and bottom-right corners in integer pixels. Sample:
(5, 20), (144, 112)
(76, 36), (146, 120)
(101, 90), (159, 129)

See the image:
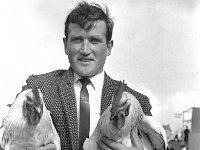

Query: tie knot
(79, 78), (91, 87)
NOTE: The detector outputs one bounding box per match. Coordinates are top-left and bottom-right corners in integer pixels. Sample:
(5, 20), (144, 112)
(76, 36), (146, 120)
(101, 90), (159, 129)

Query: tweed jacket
(23, 68), (152, 150)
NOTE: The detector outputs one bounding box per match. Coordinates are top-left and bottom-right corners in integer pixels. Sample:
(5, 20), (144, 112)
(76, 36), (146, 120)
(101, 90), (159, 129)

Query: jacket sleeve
(138, 95), (152, 116)
(126, 87), (152, 116)
(21, 75), (35, 91)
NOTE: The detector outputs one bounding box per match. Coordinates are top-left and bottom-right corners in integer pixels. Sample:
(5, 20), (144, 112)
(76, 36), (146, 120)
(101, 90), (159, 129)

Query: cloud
(167, 91), (200, 112)
(165, 91), (200, 131)
(137, 86), (200, 132)
(137, 86), (164, 120)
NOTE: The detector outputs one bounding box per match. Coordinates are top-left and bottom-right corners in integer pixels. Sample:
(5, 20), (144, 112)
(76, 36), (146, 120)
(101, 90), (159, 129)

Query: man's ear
(63, 37), (68, 55)
(107, 40), (113, 56)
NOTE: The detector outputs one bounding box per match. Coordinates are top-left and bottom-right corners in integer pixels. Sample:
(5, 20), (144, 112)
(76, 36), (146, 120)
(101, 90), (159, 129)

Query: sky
(0, 0), (200, 133)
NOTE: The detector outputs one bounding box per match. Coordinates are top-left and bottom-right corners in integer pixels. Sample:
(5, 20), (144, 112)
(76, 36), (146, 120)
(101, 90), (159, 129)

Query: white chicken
(83, 81), (168, 150)
(0, 85), (61, 150)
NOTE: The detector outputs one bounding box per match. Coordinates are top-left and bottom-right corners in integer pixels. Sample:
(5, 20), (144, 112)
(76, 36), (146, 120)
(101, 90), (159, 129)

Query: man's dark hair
(64, 1), (114, 43)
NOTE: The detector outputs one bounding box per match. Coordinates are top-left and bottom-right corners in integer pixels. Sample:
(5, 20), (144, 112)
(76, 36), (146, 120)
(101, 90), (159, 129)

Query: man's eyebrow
(69, 35), (82, 38)
(89, 34), (105, 38)
(89, 35), (101, 38)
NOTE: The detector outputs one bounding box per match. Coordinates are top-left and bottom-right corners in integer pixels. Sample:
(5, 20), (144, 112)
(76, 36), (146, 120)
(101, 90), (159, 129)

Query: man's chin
(75, 70), (94, 77)
(73, 66), (103, 77)
(76, 70), (98, 78)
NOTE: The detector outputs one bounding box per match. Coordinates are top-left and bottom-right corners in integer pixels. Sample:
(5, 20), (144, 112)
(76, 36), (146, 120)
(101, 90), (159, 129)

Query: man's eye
(71, 37), (82, 43)
(90, 38), (100, 44)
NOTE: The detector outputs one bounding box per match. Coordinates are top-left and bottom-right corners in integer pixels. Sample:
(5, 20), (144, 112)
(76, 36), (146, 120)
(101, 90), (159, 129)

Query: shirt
(73, 71), (104, 136)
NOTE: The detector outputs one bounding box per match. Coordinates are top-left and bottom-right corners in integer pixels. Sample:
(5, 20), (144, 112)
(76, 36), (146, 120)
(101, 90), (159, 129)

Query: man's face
(63, 21), (113, 77)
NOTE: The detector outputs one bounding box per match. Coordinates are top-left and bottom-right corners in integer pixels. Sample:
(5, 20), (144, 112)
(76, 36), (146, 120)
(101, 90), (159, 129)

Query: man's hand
(97, 136), (141, 150)
(39, 144), (57, 150)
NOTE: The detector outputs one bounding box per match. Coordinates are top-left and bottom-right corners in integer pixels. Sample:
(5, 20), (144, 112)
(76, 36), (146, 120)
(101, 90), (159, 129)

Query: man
(21, 2), (152, 150)
(183, 126), (190, 149)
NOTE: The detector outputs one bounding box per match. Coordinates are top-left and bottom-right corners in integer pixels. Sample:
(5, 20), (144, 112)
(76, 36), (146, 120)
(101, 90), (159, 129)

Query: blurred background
(0, 0), (200, 149)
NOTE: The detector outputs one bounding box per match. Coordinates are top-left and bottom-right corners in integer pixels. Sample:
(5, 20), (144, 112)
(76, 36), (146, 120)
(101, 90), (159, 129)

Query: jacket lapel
(59, 68), (79, 150)
(58, 70), (118, 149)
(101, 73), (118, 114)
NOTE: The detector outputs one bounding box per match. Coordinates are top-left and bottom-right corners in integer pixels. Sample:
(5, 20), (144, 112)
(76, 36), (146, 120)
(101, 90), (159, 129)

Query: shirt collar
(73, 73), (81, 83)
(73, 71), (105, 90)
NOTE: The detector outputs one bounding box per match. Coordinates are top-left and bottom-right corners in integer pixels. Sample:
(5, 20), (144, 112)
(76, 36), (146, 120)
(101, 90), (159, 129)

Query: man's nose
(80, 40), (91, 54)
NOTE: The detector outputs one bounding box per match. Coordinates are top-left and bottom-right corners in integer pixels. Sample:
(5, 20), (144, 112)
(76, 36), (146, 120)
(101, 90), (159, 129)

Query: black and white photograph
(0, 0), (200, 149)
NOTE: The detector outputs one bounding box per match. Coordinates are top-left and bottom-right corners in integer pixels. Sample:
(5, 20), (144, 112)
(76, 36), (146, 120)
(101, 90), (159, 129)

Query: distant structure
(168, 107), (200, 150)
(182, 107), (200, 149)
(188, 107), (200, 150)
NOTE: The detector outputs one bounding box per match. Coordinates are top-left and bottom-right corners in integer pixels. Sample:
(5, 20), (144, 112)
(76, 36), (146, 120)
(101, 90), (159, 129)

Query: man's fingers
(98, 136), (142, 150)
(99, 136), (131, 150)
(97, 137), (112, 150)
(97, 141), (112, 150)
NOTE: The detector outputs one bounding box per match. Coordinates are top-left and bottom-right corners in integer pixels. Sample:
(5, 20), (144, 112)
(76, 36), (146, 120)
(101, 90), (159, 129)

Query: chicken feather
(83, 81), (168, 150)
(0, 85), (60, 150)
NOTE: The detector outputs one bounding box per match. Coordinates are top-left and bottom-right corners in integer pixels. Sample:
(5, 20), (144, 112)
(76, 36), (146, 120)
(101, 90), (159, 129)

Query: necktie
(79, 78), (90, 149)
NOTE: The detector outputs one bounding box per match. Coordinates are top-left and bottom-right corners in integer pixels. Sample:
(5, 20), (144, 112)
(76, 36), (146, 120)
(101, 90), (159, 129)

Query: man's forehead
(68, 21), (106, 34)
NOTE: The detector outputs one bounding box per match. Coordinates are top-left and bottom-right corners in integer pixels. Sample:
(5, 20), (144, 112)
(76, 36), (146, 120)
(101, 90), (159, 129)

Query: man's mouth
(79, 58), (93, 62)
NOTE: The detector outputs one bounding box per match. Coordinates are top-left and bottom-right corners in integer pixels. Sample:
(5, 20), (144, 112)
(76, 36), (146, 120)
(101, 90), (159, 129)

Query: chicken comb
(113, 80), (127, 106)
